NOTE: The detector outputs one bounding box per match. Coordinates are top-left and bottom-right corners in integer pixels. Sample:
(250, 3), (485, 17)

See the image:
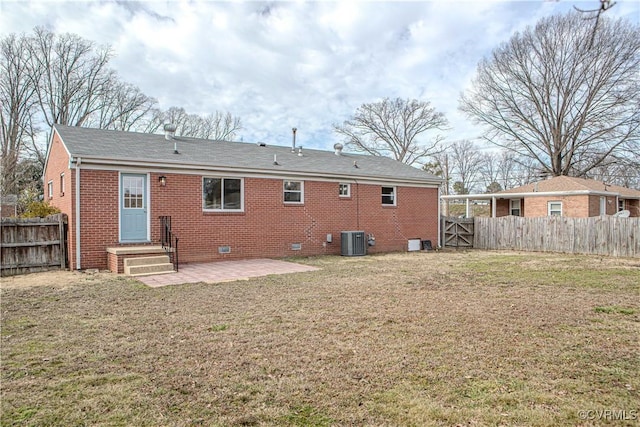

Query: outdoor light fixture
(159, 175), (167, 187)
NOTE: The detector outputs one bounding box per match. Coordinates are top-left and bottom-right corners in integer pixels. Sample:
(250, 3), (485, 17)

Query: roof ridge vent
(334, 143), (344, 155)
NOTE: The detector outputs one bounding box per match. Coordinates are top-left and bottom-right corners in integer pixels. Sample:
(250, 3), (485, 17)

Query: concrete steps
(124, 255), (175, 277)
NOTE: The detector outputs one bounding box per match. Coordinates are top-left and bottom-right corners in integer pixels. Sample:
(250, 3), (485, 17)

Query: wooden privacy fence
(1, 214), (68, 276)
(442, 216), (475, 248)
(474, 216), (640, 257)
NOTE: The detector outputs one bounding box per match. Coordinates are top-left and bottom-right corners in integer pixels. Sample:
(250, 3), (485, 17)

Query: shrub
(20, 201), (61, 218)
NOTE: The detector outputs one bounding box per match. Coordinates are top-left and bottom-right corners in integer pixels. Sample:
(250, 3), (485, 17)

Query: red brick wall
(75, 170), (439, 270)
(586, 195), (617, 216)
(495, 199), (509, 216)
(495, 195), (624, 218)
(510, 195), (617, 218)
(79, 170), (120, 269)
(624, 199), (640, 217)
(43, 132), (75, 268)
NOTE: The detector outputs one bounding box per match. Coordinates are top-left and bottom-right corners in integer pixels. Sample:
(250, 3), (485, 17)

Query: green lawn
(2, 251), (639, 426)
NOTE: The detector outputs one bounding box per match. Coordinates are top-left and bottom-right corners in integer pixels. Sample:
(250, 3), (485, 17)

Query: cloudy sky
(1, 0), (639, 151)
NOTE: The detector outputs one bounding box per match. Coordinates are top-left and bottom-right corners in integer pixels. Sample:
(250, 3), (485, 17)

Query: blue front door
(120, 173), (148, 242)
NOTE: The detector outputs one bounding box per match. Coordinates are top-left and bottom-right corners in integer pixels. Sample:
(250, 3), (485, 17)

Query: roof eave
(71, 155), (443, 187)
(441, 190), (640, 200)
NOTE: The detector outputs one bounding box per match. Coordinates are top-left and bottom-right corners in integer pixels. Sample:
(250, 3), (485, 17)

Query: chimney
(292, 127), (297, 152)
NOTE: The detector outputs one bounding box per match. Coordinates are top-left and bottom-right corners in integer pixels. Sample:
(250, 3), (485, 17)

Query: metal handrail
(159, 216), (179, 272)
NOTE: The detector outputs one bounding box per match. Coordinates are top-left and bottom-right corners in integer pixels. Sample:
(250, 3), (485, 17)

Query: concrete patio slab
(136, 258), (320, 287)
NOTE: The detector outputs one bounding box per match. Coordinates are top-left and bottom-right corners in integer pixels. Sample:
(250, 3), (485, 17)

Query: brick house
(43, 125), (443, 272)
(442, 175), (640, 218)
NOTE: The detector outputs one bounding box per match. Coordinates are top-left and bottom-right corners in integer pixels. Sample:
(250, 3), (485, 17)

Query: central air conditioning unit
(341, 231), (366, 256)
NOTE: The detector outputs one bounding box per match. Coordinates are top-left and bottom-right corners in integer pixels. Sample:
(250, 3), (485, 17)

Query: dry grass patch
(2, 250), (639, 426)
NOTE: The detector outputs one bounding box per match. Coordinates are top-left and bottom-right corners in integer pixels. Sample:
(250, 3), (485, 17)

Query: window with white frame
(619, 199), (625, 212)
(283, 180), (303, 203)
(381, 186), (396, 205)
(599, 196), (606, 216)
(510, 199), (521, 216)
(339, 183), (350, 197)
(47, 180), (53, 199)
(203, 177), (243, 211)
(60, 173), (65, 196)
(548, 201), (562, 216)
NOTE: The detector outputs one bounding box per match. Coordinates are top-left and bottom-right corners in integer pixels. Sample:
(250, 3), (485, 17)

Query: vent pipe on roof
(163, 123), (179, 154)
(164, 123), (176, 140)
(334, 143), (344, 155)
(292, 127), (297, 152)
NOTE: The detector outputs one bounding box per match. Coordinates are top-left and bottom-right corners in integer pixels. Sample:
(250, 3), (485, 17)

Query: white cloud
(1, 0), (638, 150)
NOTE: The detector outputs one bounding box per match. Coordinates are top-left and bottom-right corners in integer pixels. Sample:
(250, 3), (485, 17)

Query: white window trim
(339, 183), (351, 198)
(60, 173), (65, 196)
(548, 201), (562, 216)
(510, 199), (521, 216)
(202, 177), (244, 212)
(382, 186), (396, 206)
(283, 180), (304, 204)
(47, 180), (53, 198)
(599, 196), (606, 216)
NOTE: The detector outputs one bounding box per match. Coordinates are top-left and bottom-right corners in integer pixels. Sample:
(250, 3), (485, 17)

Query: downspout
(75, 157), (81, 270)
(437, 185), (441, 248)
(354, 179), (360, 229)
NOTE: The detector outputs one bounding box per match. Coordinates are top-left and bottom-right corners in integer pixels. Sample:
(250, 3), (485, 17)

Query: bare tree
(334, 97), (448, 166)
(460, 12), (640, 178)
(85, 80), (157, 131)
(449, 140), (483, 194)
(587, 154), (640, 189)
(148, 107), (242, 141)
(27, 27), (115, 128)
(199, 111), (242, 141)
(0, 33), (38, 195)
(478, 152), (501, 193)
(574, 0), (617, 49)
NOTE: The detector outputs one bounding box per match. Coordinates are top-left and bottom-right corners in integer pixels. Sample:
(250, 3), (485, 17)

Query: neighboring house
(442, 175), (640, 218)
(43, 125), (443, 272)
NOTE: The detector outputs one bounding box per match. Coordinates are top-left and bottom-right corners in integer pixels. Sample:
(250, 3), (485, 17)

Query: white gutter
(75, 157), (81, 270)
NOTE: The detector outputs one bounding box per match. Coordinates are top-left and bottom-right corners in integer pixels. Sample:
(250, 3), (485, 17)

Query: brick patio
(136, 258), (319, 287)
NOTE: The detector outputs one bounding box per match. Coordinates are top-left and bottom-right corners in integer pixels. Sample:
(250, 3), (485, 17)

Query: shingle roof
(498, 176), (640, 198)
(53, 125), (441, 185)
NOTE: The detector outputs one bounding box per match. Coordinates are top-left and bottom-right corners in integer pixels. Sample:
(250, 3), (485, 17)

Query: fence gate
(442, 216), (474, 248)
(1, 213), (68, 276)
